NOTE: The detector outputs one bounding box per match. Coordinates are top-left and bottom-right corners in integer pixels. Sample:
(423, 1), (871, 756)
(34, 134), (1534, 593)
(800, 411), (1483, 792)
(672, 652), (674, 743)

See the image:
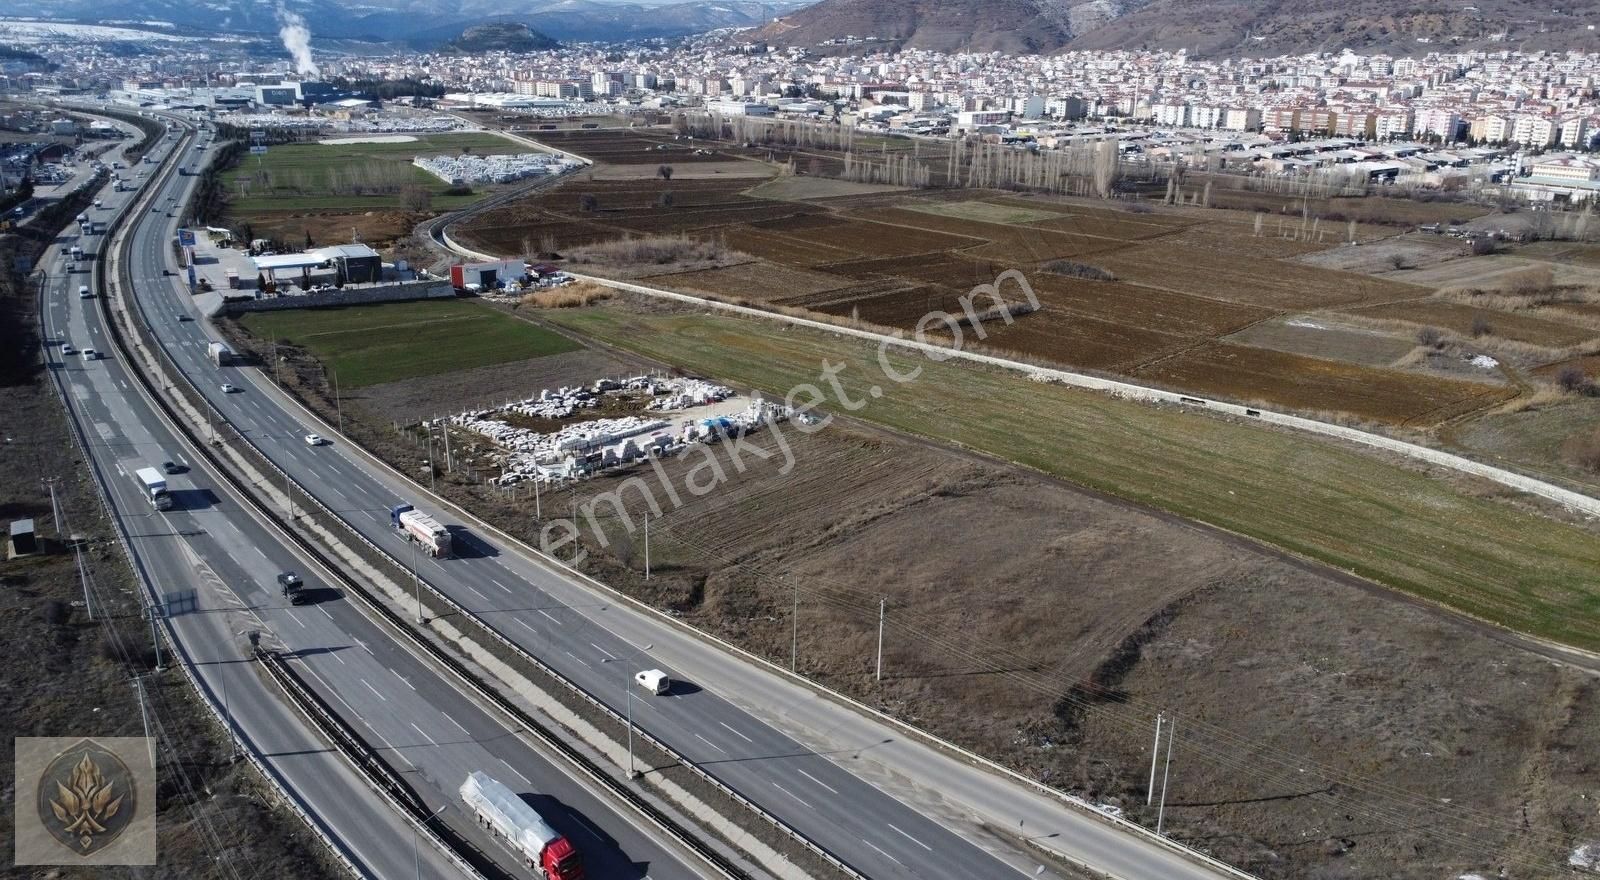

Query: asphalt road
(52, 118), (702, 880)
(111, 119), (1243, 880)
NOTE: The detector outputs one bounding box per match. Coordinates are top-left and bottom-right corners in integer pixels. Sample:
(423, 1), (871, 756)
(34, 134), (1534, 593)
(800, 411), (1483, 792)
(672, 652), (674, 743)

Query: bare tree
(578, 193), (599, 212)
(657, 164), (674, 181)
(400, 184), (433, 213)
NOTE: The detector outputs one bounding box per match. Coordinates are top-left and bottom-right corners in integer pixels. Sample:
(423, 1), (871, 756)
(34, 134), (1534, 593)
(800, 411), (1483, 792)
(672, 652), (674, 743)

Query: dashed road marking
(718, 721), (753, 744)
(796, 768), (839, 795)
(887, 823), (933, 852)
(772, 781), (813, 810)
(408, 722), (437, 747)
(862, 839), (903, 866)
(694, 734), (725, 754)
(361, 678), (387, 702)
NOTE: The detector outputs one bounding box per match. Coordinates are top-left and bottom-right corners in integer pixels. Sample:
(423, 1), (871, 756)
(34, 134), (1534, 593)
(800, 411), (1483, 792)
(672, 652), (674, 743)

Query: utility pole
(875, 597), (885, 681)
(1157, 716), (1176, 835)
(790, 577), (799, 673)
(133, 676), (156, 769)
(76, 545), (93, 620)
(410, 540), (423, 624)
(221, 667), (237, 761)
(147, 601), (164, 672)
(1147, 713), (1164, 805)
(426, 428), (436, 491)
(442, 423), (452, 472)
(332, 369), (343, 435)
(643, 514), (650, 580)
(271, 340), (281, 386)
(284, 467), (293, 518)
(43, 477), (63, 540)
(534, 477), (541, 521)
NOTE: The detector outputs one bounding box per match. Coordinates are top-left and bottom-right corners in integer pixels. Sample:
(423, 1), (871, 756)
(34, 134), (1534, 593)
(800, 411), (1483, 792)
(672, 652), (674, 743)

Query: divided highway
(117, 119), (1242, 880)
(52, 117), (702, 880)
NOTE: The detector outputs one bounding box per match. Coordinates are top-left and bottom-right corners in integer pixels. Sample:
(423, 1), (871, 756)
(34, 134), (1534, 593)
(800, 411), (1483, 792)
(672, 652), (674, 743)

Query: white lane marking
(361, 678), (387, 702)
(718, 721), (753, 743)
(862, 839), (904, 866)
(253, 547), (267, 560)
(318, 606), (334, 620)
(408, 722), (437, 747)
(462, 583), (487, 601)
(515, 619), (539, 637)
(285, 613), (306, 629)
(537, 609), (559, 624)
(497, 758), (530, 785)
(887, 823), (933, 852)
(330, 650), (346, 665)
(367, 726), (415, 769)
(390, 668), (416, 690)
(772, 781), (813, 810)
(354, 637), (372, 654)
(571, 816), (605, 842)
(590, 642), (616, 660)
(796, 768), (839, 795)
(694, 733), (726, 754)
(443, 714), (469, 735)
(489, 578), (512, 594)
(563, 650), (589, 667)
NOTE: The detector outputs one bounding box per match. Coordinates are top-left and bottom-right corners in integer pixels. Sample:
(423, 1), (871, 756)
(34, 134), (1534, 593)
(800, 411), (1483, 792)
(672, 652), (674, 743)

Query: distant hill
(757, 0), (1600, 56)
(437, 22), (558, 53)
(1, 0), (807, 45)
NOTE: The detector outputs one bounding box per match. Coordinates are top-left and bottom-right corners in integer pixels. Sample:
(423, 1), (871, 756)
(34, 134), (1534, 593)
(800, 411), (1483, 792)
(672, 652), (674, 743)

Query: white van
(634, 669), (670, 696)
(78, 285), (91, 298)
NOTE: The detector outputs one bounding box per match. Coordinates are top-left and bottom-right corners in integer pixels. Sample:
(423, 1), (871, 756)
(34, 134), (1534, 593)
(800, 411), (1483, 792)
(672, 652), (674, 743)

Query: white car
(304, 434), (324, 446)
(220, 383), (237, 393)
(81, 348), (98, 360)
(60, 343), (75, 355)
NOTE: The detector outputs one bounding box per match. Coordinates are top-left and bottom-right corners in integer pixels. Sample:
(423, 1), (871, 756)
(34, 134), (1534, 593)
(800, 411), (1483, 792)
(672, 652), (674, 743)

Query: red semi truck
(460, 771), (583, 879)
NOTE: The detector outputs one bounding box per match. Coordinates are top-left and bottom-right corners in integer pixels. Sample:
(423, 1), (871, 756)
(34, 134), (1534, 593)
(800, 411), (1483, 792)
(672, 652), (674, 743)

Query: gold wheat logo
(38, 742), (135, 855)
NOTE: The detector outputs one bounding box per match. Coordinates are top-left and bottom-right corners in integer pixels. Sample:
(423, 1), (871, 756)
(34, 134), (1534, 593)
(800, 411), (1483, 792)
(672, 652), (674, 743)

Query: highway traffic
(47, 115), (703, 880)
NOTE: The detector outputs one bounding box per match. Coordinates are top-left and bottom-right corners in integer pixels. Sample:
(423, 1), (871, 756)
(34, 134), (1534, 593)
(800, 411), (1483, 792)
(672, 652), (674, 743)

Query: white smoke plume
(276, 6), (320, 78)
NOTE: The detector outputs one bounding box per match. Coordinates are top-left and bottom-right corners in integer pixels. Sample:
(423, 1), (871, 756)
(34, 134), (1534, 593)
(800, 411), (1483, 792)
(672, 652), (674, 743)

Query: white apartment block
(1510, 114), (1556, 146)
(1374, 109), (1415, 139)
(1152, 101), (1189, 127)
(1559, 116), (1591, 148)
(1221, 107), (1261, 131)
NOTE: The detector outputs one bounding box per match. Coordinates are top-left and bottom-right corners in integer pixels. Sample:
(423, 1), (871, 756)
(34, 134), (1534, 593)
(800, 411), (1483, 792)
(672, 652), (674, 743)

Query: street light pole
(414, 803), (447, 880)
(790, 577), (799, 673)
(601, 644), (653, 779)
(410, 539), (423, 624)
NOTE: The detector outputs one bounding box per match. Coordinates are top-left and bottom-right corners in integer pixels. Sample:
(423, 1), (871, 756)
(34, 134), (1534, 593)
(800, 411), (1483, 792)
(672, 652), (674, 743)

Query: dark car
(161, 460), (183, 474)
(278, 571), (307, 604)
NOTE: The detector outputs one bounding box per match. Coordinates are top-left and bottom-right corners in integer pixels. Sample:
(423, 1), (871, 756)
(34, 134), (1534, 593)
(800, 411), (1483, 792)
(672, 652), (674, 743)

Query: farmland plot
(1353, 301), (1600, 349)
(646, 262), (851, 300)
(1097, 243), (1428, 310)
(1132, 342), (1513, 423)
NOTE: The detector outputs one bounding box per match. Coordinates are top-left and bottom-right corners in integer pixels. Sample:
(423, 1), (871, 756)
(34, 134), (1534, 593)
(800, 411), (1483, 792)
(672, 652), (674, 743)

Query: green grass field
(221, 133), (521, 217)
(240, 300), (579, 387)
(545, 304), (1600, 651)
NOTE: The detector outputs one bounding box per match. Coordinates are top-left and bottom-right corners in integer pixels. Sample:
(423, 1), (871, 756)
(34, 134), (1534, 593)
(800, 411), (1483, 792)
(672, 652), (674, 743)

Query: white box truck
(207, 342), (233, 366)
(135, 467), (173, 511)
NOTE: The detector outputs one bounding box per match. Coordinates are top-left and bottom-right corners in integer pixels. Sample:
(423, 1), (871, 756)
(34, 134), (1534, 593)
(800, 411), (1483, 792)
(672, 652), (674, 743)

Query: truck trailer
(207, 342), (233, 366)
(390, 504), (451, 557)
(135, 467), (173, 511)
(460, 771), (583, 880)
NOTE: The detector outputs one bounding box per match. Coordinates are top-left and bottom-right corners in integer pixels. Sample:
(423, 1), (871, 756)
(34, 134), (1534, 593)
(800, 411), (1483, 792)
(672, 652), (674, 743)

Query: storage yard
(413, 151), (580, 186)
(450, 128), (1592, 428)
(218, 131), (523, 247)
